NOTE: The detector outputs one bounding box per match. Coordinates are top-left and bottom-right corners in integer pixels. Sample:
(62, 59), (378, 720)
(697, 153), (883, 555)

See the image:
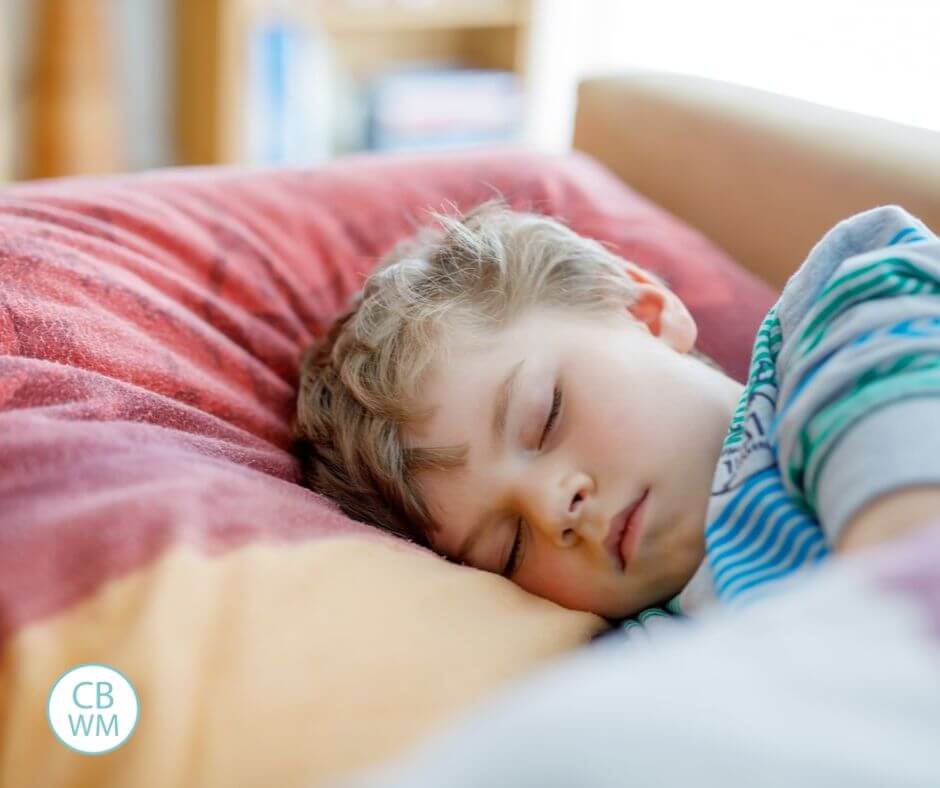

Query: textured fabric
(0, 149), (773, 787)
(703, 204), (940, 607)
(0, 149), (771, 644)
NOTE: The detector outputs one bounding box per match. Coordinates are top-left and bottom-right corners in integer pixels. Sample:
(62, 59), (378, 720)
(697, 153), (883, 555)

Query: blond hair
(293, 201), (708, 548)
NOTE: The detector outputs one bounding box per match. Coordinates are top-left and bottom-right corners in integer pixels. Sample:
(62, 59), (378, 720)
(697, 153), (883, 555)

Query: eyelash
(502, 385), (563, 578)
(540, 386), (562, 449)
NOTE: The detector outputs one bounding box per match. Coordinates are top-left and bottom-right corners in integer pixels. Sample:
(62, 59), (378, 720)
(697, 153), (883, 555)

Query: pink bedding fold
(0, 149), (776, 646)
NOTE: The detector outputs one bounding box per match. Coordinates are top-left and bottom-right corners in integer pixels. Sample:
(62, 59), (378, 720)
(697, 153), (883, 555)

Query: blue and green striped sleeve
(773, 206), (940, 544)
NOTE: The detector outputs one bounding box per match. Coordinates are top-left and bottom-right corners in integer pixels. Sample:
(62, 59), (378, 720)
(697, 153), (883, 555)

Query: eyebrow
(493, 358), (525, 445)
(454, 358), (525, 563)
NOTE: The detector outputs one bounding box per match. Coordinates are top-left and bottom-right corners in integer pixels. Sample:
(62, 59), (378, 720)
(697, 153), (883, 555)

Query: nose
(518, 470), (594, 548)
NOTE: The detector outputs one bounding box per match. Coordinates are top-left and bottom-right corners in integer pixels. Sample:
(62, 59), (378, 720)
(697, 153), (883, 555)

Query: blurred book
(365, 67), (522, 152)
(245, 18), (334, 165)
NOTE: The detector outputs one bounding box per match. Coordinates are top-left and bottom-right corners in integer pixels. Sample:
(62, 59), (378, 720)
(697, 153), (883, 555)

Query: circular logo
(47, 664), (139, 754)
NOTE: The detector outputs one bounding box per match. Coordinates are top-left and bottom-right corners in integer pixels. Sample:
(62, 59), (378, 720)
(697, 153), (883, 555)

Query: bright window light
(528, 0), (940, 150)
(582, 0), (940, 132)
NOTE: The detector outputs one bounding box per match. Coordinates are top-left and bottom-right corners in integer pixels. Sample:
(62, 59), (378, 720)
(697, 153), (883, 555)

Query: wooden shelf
(316, 1), (526, 33)
(175, 0), (531, 165)
(25, 0), (123, 179)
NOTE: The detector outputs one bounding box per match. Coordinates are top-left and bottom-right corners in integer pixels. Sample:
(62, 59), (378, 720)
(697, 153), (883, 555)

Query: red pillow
(0, 147), (775, 644)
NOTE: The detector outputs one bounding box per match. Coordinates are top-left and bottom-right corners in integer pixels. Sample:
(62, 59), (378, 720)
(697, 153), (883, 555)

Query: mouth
(606, 488), (650, 572)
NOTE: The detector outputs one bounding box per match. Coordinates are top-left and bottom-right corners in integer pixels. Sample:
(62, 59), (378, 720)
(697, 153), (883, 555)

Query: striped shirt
(608, 205), (940, 640)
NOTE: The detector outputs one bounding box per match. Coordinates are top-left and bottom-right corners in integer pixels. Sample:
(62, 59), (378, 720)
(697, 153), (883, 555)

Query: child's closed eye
(540, 386), (562, 448)
(502, 518), (525, 578)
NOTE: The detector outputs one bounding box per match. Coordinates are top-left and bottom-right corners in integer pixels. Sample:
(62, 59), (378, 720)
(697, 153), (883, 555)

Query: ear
(621, 263), (697, 353)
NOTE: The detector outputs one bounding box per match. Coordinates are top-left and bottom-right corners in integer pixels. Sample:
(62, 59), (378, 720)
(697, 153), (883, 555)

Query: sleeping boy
(293, 201), (940, 630)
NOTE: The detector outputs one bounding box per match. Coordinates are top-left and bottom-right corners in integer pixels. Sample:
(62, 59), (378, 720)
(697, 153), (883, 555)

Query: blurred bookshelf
(175, 0), (532, 166)
(0, 0), (533, 181)
(2, 0), (125, 181)
(27, 0), (123, 179)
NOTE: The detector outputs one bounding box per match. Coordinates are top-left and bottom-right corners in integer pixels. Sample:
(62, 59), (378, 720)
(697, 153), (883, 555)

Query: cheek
(575, 353), (655, 436)
(520, 548), (599, 609)
(585, 389), (659, 462)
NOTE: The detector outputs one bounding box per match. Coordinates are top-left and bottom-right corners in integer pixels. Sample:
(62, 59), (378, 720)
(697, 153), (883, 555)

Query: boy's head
(294, 202), (741, 619)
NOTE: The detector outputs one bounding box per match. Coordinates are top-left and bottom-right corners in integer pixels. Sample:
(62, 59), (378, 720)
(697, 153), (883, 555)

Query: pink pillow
(0, 149), (775, 784)
(0, 148), (773, 641)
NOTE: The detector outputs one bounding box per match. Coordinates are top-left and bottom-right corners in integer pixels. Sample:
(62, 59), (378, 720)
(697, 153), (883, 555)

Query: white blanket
(334, 523), (940, 788)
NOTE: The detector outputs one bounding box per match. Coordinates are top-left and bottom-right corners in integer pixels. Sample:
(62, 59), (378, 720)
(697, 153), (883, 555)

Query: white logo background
(47, 664), (139, 754)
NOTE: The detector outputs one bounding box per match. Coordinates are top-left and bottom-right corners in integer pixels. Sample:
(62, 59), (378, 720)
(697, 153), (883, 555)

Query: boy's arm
(773, 206), (940, 550)
(838, 485), (940, 554)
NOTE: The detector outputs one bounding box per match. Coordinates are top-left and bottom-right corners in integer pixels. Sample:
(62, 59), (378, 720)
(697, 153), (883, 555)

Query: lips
(606, 489), (649, 572)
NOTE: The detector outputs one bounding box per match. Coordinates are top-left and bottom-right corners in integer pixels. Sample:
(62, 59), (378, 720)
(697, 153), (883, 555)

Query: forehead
(410, 306), (619, 451)
(407, 334), (506, 461)
(404, 321), (530, 541)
